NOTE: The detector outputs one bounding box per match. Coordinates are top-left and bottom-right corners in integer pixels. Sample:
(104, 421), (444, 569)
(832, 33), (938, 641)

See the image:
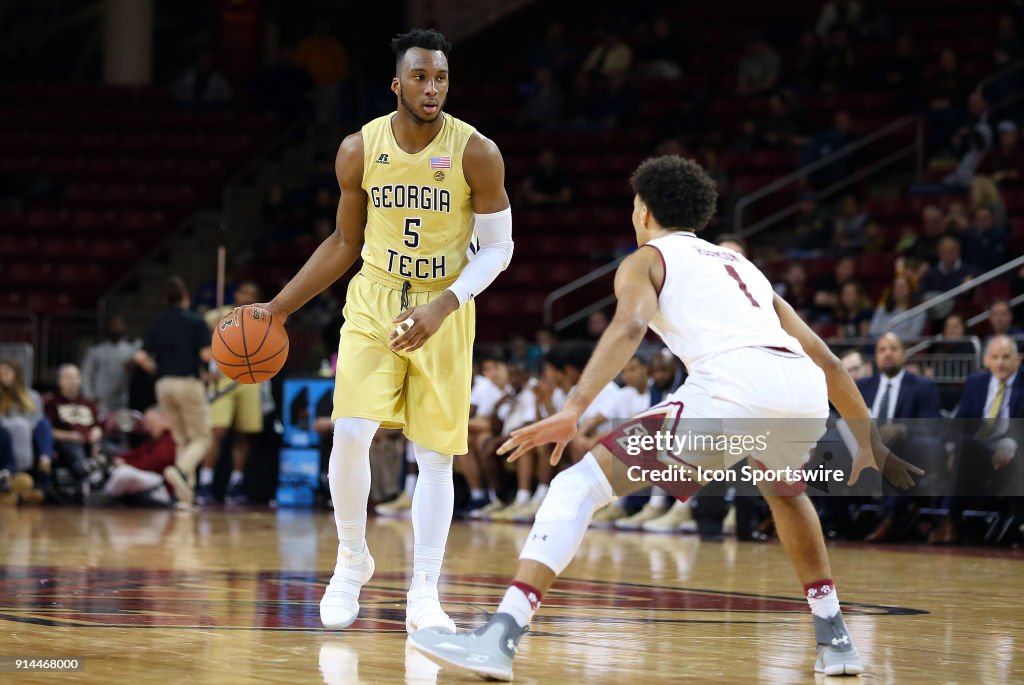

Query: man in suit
(858, 333), (943, 542)
(931, 335), (1023, 544)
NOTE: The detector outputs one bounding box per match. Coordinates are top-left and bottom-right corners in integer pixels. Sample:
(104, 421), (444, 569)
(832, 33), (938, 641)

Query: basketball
(211, 305), (289, 384)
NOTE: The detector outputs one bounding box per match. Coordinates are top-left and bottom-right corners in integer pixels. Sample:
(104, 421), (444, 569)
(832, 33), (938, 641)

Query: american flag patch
(429, 156), (451, 169)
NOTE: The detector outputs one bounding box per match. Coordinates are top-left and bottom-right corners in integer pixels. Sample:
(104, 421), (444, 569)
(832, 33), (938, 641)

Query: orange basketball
(211, 306), (289, 384)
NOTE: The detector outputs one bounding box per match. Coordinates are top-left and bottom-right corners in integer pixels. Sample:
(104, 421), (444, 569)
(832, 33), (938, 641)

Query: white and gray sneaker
(320, 545), (375, 629)
(813, 612), (864, 676)
(409, 612), (526, 681)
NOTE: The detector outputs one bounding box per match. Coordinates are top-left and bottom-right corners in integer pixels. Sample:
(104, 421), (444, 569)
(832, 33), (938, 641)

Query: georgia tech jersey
(360, 113), (476, 283)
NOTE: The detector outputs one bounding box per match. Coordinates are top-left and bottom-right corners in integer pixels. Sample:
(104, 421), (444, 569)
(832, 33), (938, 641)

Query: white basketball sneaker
(406, 572), (456, 634)
(320, 545), (375, 629)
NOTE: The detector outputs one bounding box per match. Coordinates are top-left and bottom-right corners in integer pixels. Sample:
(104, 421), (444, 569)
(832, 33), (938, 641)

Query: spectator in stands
(565, 72), (601, 129)
(0, 360), (55, 502)
(859, 333), (943, 542)
(833, 195), (868, 253)
(527, 22), (577, 80)
(933, 314), (976, 354)
(581, 30), (633, 77)
(880, 35), (921, 100)
(969, 176), (1008, 226)
(594, 72), (637, 128)
(461, 352), (513, 518)
(44, 364), (101, 499)
(993, 14), (1024, 68)
(962, 206), (1009, 272)
(979, 121), (1021, 187)
(833, 282), (874, 339)
(869, 275), (925, 339)
(943, 91), (993, 189)
(254, 45), (315, 120)
(774, 262), (813, 319)
(173, 52), (232, 111)
(816, 0), (862, 38)
(133, 276), (212, 506)
(82, 315), (141, 416)
(518, 149), (573, 206)
(716, 233), (747, 256)
(862, 219), (887, 254)
(89, 407), (176, 507)
(790, 192), (833, 253)
(635, 17), (684, 79)
(517, 68), (566, 130)
(813, 256), (857, 310)
(736, 37), (781, 96)
(898, 204), (948, 278)
(759, 93), (807, 148)
(918, 236), (976, 301)
(818, 28), (858, 91)
(790, 31), (822, 93)
(988, 300), (1024, 341)
(802, 110), (858, 188)
(932, 335), (1024, 544)
(841, 349), (872, 380)
(586, 311), (610, 341)
(293, 18), (351, 125)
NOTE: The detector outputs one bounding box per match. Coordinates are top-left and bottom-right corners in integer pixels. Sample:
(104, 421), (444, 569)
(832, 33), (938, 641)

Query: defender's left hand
(389, 291), (459, 353)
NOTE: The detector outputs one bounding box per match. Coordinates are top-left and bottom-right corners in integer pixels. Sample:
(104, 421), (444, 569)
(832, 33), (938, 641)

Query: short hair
(391, 29), (452, 73)
(165, 276), (187, 306)
(985, 334), (1018, 356)
(990, 299), (1012, 313)
(630, 156), (718, 232)
(716, 233), (747, 253)
(547, 343), (591, 372)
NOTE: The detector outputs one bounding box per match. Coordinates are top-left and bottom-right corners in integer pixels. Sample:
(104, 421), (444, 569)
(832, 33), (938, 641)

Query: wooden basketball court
(2, 507), (1021, 684)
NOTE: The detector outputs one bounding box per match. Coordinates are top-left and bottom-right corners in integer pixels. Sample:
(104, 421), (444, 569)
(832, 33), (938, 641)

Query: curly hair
(629, 156), (718, 232)
(391, 29), (452, 72)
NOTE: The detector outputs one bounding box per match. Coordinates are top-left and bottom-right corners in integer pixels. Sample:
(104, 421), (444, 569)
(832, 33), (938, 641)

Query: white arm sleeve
(447, 207), (514, 307)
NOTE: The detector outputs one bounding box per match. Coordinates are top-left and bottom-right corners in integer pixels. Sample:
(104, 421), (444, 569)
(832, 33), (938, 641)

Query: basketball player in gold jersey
(260, 29), (513, 631)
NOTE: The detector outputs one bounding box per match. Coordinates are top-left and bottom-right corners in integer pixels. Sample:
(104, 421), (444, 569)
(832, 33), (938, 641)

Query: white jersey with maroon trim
(643, 231), (805, 373)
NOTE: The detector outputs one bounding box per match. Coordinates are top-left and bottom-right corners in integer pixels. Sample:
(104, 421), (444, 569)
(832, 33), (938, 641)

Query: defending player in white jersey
(410, 155), (923, 680)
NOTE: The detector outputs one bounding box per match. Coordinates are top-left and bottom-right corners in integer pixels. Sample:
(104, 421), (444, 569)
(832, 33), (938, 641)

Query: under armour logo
(506, 639), (518, 655)
(831, 635), (850, 646)
(376, 153), (390, 164)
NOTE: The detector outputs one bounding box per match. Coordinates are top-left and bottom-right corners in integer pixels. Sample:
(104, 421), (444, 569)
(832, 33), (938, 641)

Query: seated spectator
(635, 17), (684, 79)
(759, 93), (807, 148)
(993, 14), (1024, 68)
(564, 72), (601, 129)
(173, 52), (232, 111)
(816, 0), (862, 38)
(518, 149), (573, 206)
(897, 204), (948, 279)
(0, 360), (56, 501)
(943, 91), (993, 189)
(818, 28), (858, 91)
(82, 315), (142, 416)
(969, 175), (1008, 225)
(932, 314), (977, 355)
(833, 282), (873, 338)
(581, 30), (633, 77)
(979, 121), (1021, 187)
(586, 311), (610, 341)
(89, 407), (177, 507)
(962, 206), (1009, 272)
(833, 195), (868, 253)
(812, 256), (856, 310)
(987, 300), (1024, 342)
(716, 233), (747, 256)
(862, 219), (887, 253)
(517, 67), (565, 130)
(880, 35), (921, 99)
(593, 72), (636, 128)
(918, 236), (975, 301)
(790, 192), (833, 253)
(869, 276), (926, 339)
(841, 349), (872, 380)
(736, 37), (780, 96)
(859, 333), (944, 543)
(774, 263), (814, 320)
(928, 49), (969, 115)
(801, 110), (858, 188)
(44, 364), (102, 499)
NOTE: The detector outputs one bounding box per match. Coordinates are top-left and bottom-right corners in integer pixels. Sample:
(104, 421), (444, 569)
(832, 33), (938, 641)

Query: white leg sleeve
(329, 417), (380, 553)
(411, 443), (454, 584)
(518, 453), (615, 575)
(105, 465), (164, 498)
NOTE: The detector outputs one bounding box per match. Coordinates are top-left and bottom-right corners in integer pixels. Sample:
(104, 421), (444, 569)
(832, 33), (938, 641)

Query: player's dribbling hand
(497, 408), (580, 466)
(248, 302), (288, 326)
(389, 292), (459, 353)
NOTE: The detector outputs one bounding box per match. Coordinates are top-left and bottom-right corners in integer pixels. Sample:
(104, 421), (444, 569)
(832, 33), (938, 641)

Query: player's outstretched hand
(848, 442), (924, 489)
(498, 408), (580, 466)
(390, 292), (459, 353)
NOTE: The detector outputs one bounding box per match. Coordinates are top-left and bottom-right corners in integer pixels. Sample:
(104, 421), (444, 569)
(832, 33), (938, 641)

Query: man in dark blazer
(931, 335), (1023, 544)
(857, 333), (943, 542)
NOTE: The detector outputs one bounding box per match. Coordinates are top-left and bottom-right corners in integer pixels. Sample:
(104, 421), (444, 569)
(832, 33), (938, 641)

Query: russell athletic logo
(376, 153), (390, 165)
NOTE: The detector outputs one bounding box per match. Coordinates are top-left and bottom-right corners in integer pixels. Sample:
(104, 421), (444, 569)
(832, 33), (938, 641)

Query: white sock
(411, 443), (453, 586)
(497, 585), (541, 629)
(229, 470), (243, 487)
(515, 489), (531, 506)
(199, 467), (214, 486)
(805, 580), (841, 619)
(650, 487), (668, 509)
(519, 453), (616, 575)
(404, 473), (417, 497)
(532, 484), (549, 502)
(329, 417), (380, 555)
(488, 488), (499, 503)
(470, 488), (485, 501)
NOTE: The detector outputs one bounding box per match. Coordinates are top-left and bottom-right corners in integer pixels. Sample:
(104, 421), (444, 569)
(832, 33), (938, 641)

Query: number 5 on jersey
(404, 218), (421, 249)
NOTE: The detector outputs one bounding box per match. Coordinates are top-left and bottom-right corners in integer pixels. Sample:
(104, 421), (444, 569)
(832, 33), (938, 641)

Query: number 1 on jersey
(724, 264), (760, 308)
